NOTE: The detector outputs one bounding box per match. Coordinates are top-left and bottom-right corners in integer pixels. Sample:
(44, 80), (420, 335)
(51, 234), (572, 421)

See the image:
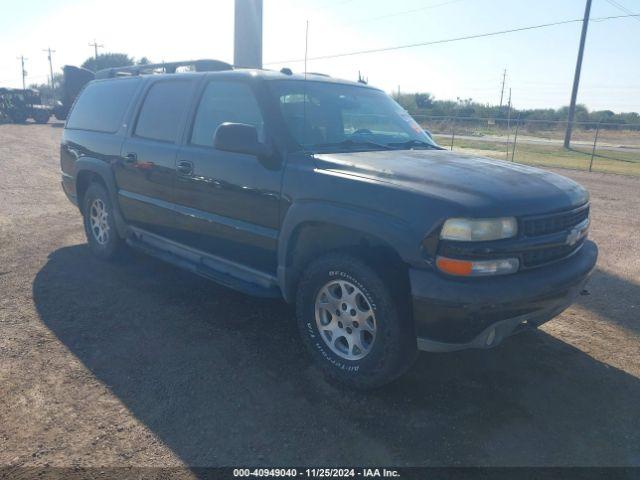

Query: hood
(313, 149), (589, 216)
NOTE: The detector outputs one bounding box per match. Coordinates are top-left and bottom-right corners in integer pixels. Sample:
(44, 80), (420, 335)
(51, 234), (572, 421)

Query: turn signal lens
(435, 257), (473, 276)
(436, 256), (519, 277)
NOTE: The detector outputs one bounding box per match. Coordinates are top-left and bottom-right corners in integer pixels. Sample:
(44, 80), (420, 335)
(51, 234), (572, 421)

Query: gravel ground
(1, 123), (639, 469)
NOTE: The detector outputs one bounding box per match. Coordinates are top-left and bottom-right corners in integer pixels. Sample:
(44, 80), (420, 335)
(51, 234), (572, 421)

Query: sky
(0, 0), (639, 112)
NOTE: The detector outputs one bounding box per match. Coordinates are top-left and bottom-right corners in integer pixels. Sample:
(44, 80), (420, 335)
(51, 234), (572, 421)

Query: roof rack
(95, 59), (233, 79)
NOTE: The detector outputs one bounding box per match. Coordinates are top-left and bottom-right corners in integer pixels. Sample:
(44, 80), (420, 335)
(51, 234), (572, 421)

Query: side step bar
(127, 227), (282, 298)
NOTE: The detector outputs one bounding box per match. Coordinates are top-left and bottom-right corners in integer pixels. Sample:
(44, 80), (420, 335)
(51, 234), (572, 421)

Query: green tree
(81, 53), (134, 72)
(414, 93), (434, 109)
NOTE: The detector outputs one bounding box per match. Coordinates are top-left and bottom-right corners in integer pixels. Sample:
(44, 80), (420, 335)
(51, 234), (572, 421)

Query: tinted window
(190, 81), (264, 147)
(66, 78), (139, 132)
(135, 80), (195, 142)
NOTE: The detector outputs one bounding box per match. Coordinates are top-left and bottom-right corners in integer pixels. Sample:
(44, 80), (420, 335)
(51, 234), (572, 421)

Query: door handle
(177, 160), (193, 175)
(124, 152), (137, 163)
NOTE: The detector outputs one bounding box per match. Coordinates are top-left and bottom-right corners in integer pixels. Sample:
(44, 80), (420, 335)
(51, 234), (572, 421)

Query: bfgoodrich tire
(82, 183), (125, 261)
(296, 253), (417, 389)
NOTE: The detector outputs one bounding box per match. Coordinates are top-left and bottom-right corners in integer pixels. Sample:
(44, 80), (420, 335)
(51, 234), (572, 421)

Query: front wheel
(82, 183), (125, 261)
(8, 110), (27, 123)
(296, 253), (417, 389)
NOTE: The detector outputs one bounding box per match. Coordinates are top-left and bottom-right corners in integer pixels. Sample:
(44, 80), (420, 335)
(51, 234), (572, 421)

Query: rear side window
(66, 78), (139, 133)
(134, 80), (195, 142)
(190, 81), (264, 147)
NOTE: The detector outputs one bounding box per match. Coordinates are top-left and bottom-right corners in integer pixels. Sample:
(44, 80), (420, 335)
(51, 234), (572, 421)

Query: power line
(265, 13), (640, 65)
(350, 0), (467, 25)
(605, 0), (640, 23)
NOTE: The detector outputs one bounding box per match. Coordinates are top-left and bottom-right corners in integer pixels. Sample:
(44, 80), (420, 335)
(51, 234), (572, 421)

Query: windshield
(269, 80), (439, 153)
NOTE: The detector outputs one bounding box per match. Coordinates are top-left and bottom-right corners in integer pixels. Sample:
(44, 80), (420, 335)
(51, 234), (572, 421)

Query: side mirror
(213, 122), (271, 157)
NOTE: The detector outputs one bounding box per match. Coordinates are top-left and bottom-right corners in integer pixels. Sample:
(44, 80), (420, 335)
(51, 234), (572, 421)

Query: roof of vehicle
(95, 66), (377, 90)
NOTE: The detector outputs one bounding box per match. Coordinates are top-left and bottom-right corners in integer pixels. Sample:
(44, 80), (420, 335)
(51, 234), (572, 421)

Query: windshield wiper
(315, 139), (395, 151)
(387, 139), (441, 150)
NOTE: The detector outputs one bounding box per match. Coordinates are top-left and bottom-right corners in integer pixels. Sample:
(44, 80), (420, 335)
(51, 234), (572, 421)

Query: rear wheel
(82, 183), (125, 261)
(32, 110), (50, 124)
(296, 253), (417, 389)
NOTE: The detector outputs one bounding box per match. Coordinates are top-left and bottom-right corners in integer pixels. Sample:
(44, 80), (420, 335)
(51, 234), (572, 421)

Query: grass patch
(432, 135), (640, 177)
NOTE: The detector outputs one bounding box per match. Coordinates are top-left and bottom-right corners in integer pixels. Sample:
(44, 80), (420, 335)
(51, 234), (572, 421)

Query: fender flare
(277, 201), (422, 302)
(74, 157), (128, 238)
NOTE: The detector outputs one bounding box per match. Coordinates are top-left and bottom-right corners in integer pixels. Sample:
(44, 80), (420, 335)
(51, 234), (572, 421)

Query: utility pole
(234, 0), (263, 68)
(17, 55), (27, 90)
(564, 0), (592, 149)
(505, 88), (513, 159)
(499, 68), (507, 107)
(88, 39), (103, 62)
(42, 47), (56, 90)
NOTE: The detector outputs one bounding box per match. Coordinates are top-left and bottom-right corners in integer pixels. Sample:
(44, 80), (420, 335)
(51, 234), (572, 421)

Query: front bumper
(410, 240), (597, 352)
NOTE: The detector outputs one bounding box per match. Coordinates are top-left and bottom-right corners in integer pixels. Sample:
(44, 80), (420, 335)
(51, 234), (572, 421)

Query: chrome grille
(522, 205), (589, 237)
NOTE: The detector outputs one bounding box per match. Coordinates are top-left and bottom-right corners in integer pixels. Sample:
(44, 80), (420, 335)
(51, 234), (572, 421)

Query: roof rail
(95, 59), (233, 79)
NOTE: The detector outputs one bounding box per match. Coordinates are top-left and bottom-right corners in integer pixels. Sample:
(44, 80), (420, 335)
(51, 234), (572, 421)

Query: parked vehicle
(0, 88), (51, 123)
(52, 65), (96, 121)
(60, 60), (597, 388)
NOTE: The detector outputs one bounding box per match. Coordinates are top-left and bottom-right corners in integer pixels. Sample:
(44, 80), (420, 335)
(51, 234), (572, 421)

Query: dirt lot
(1, 123), (639, 469)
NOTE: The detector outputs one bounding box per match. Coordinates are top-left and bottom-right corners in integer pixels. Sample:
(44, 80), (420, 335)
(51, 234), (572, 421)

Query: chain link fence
(412, 114), (640, 176)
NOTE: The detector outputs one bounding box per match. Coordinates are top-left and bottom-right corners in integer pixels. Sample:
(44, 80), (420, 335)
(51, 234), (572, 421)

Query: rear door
(172, 78), (282, 274)
(116, 78), (198, 238)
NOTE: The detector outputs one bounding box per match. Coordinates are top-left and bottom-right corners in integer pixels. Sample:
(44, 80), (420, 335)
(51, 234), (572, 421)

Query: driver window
(190, 81), (265, 148)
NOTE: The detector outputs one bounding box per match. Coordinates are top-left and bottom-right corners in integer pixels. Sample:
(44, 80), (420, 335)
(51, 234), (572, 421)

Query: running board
(127, 227), (282, 298)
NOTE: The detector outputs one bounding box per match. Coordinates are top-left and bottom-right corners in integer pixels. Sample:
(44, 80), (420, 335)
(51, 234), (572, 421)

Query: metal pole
(505, 88), (512, 159)
(511, 116), (520, 161)
(450, 117), (456, 151)
(43, 48), (56, 92)
(564, 0), (592, 148)
(499, 68), (506, 108)
(589, 122), (600, 172)
(17, 55), (27, 90)
(88, 40), (103, 64)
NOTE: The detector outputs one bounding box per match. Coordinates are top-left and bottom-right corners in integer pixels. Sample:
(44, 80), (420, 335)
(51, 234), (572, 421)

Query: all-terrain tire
(82, 183), (125, 261)
(296, 253), (417, 389)
(32, 110), (50, 124)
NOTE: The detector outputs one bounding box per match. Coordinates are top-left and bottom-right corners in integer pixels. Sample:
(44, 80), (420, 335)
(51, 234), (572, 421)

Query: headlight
(440, 217), (517, 241)
(436, 256), (520, 276)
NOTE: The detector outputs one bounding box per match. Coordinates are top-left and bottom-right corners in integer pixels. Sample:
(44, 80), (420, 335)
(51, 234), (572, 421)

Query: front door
(172, 79), (282, 274)
(116, 78), (197, 238)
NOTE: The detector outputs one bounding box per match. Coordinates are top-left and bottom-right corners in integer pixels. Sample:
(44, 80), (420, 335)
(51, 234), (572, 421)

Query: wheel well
(285, 222), (410, 301)
(76, 171), (106, 213)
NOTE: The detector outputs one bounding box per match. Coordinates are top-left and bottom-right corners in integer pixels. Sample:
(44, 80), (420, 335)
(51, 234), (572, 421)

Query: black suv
(60, 61), (597, 388)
